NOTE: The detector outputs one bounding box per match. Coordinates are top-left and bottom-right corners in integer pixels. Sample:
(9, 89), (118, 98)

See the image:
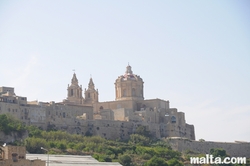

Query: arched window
(171, 116), (176, 123)
(88, 93), (90, 98)
(71, 89), (73, 96)
(123, 89), (126, 97)
(100, 106), (103, 110)
(132, 88), (136, 96)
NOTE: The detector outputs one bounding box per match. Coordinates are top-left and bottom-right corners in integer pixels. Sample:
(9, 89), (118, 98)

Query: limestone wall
(45, 103), (93, 130)
(92, 120), (134, 140)
(141, 99), (170, 110)
(113, 108), (126, 121)
(94, 100), (134, 113)
(29, 105), (46, 123)
(0, 102), (22, 120)
(0, 93), (195, 141)
(2, 145), (26, 160)
(166, 137), (250, 158)
(0, 159), (45, 166)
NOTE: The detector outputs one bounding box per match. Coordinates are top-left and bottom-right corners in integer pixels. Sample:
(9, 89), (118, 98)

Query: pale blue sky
(0, 1), (249, 142)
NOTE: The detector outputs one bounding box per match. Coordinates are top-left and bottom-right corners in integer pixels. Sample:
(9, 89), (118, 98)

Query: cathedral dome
(117, 65), (142, 82)
(115, 65), (144, 101)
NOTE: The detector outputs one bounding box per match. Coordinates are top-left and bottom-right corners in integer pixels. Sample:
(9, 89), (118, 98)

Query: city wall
(166, 137), (250, 158)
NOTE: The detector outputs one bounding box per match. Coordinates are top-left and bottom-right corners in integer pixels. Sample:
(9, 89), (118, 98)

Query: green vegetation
(0, 114), (26, 135)
(0, 114), (249, 166)
(209, 148), (231, 166)
(144, 156), (168, 166)
(23, 126), (183, 165)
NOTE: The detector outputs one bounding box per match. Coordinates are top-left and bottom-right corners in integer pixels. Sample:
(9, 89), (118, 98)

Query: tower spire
(65, 71), (83, 105)
(84, 76), (99, 103)
(71, 73), (78, 85)
(88, 77), (95, 89)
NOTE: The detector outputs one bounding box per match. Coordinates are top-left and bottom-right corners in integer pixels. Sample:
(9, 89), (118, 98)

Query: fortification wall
(0, 97), (196, 141)
(166, 137), (250, 158)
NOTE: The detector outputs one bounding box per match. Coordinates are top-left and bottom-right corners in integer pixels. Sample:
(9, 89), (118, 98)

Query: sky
(0, 0), (249, 142)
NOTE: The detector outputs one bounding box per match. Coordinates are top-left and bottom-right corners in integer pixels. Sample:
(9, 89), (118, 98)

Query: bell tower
(84, 77), (99, 104)
(115, 65), (144, 101)
(66, 73), (84, 104)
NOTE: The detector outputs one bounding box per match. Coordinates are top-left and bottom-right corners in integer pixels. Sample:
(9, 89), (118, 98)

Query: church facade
(0, 65), (195, 141)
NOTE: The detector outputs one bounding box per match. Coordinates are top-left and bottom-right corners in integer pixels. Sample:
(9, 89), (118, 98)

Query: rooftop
(26, 154), (122, 166)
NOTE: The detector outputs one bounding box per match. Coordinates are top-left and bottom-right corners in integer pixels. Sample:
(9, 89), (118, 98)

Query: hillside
(0, 114), (249, 166)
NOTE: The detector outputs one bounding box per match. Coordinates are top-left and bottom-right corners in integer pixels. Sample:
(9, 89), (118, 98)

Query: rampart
(165, 137), (250, 158)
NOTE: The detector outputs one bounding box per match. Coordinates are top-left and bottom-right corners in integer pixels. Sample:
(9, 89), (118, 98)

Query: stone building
(0, 145), (45, 166)
(0, 65), (195, 141)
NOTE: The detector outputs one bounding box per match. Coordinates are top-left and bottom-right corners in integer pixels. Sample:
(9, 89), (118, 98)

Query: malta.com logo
(190, 154), (246, 165)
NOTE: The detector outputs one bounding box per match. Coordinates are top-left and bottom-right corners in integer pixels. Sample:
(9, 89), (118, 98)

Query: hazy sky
(0, 1), (249, 142)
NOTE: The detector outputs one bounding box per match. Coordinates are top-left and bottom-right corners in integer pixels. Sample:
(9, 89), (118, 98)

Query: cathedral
(0, 65), (195, 140)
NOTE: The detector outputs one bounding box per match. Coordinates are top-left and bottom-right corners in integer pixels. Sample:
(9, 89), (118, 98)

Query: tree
(136, 126), (151, 137)
(129, 134), (151, 146)
(27, 125), (42, 137)
(198, 138), (205, 142)
(210, 148), (232, 166)
(210, 148), (227, 158)
(0, 114), (25, 135)
(145, 156), (168, 166)
(119, 154), (132, 166)
(167, 158), (183, 166)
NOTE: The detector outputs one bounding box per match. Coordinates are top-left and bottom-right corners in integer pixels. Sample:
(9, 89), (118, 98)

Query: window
(123, 89), (126, 97)
(12, 153), (18, 162)
(171, 116), (176, 123)
(19, 156), (24, 159)
(63, 112), (65, 118)
(132, 88), (136, 96)
(71, 89), (73, 96)
(88, 93), (90, 98)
